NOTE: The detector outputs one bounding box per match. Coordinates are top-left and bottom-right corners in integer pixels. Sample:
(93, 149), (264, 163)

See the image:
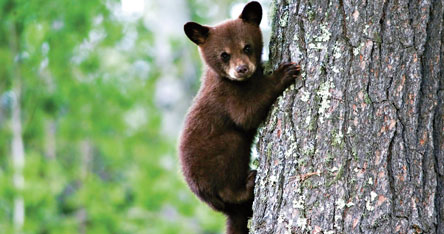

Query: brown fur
(179, 2), (300, 233)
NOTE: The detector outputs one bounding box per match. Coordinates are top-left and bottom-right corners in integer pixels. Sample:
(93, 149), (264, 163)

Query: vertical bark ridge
(435, 89), (444, 233)
(338, 2), (355, 231)
(436, 4), (444, 230)
(417, 0), (442, 232)
(386, 120), (397, 233)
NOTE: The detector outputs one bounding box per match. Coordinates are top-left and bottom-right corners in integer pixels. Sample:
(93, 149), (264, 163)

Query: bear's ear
(184, 22), (210, 45)
(239, 1), (262, 26)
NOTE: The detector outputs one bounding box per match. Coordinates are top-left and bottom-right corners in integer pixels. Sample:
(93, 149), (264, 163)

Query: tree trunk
(251, 0), (443, 233)
(11, 88), (25, 232)
(8, 21), (25, 232)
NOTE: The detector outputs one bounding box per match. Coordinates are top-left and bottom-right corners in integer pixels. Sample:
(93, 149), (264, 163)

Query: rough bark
(251, 0), (444, 233)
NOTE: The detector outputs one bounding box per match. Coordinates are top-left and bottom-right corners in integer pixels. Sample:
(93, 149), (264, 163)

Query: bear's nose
(236, 65), (248, 74)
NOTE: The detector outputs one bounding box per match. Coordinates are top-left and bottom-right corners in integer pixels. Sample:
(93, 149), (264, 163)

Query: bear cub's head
(184, 1), (263, 81)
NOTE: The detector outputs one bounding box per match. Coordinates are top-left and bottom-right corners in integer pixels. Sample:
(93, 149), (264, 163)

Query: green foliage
(0, 0), (240, 233)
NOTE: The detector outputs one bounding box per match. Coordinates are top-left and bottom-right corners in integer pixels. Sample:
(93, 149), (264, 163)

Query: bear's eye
(243, 45), (252, 54)
(220, 52), (230, 62)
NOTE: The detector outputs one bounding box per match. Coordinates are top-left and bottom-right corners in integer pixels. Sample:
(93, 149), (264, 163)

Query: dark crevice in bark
(435, 91), (444, 233)
(359, 214), (365, 233)
(417, 35), (428, 225)
(338, 0), (351, 47)
(340, 42), (354, 234)
(367, 44), (375, 103)
(433, 1), (444, 232)
(385, 63), (394, 105)
(436, 2), (444, 233)
(337, 1), (355, 231)
(332, 197), (337, 232)
(294, 0), (301, 16)
(418, 0), (443, 231)
(379, 0), (389, 45)
(386, 117), (397, 234)
(437, 4), (444, 230)
(407, 0), (414, 48)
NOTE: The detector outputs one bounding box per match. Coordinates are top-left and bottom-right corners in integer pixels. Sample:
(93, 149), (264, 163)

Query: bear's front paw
(274, 62), (301, 85)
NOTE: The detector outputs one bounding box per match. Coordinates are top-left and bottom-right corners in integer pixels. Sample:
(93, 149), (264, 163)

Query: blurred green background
(0, 0), (270, 233)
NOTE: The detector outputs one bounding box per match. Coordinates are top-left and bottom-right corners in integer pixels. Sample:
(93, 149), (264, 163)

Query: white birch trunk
(77, 140), (92, 234)
(11, 89), (25, 231)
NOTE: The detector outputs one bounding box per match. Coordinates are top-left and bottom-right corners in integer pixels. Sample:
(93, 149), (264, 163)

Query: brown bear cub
(179, 1), (300, 233)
